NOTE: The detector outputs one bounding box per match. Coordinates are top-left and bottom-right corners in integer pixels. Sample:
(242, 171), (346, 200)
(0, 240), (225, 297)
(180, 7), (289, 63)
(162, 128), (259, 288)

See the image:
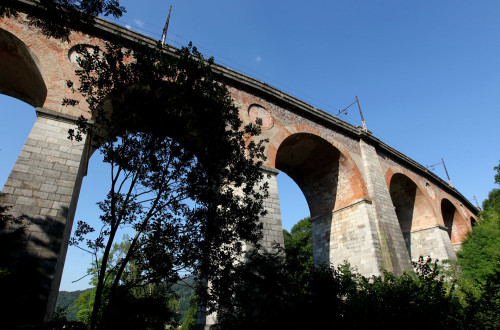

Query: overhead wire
(104, 13), (360, 123)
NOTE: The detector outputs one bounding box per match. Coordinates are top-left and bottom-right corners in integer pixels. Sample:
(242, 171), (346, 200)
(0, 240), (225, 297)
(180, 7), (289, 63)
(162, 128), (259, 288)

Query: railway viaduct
(0, 9), (478, 325)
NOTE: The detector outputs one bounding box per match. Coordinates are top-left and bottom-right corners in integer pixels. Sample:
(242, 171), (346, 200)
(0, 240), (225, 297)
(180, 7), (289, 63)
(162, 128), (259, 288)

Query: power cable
(104, 14), (359, 122)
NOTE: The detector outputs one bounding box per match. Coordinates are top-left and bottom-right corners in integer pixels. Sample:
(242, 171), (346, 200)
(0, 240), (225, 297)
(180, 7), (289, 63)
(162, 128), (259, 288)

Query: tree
(66, 39), (268, 329)
(73, 235), (181, 328)
(283, 217), (313, 280)
(56, 289), (89, 321)
(283, 217), (312, 263)
(215, 246), (469, 329)
(1, 0), (125, 41)
(494, 161), (500, 186)
(457, 161), (500, 285)
(180, 297), (198, 330)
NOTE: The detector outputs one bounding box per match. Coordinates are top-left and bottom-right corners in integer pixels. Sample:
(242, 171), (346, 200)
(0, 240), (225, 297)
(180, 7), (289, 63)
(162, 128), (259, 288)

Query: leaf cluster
(214, 250), (495, 330)
(65, 39), (269, 328)
(283, 217), (313, 281)
(457, 162), (500, 286)
(1, 0), (124, 41)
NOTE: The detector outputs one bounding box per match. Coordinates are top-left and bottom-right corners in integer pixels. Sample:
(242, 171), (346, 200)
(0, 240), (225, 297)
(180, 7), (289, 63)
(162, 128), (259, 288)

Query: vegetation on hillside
(457, 162), (500, 285)
(56, 290), (90, 321)
(55, 236), (196, 327)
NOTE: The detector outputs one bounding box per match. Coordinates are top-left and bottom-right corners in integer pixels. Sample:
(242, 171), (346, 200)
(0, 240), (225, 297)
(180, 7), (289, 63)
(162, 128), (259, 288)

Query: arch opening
(274, 132), (370, 270)
(277, 172), (309, 232)
(0, 28), (47, 107)
(441, 198), (469, 244)
(275, 133), (341, 218)
(0, 95), (37, 190)
(389, 173), (434, 260)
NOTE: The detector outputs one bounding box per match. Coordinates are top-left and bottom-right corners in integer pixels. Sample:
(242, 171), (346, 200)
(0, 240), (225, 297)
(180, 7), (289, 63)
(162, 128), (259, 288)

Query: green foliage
(57, 276), (195, 326)
(98, 287), (179, 330)
(220, 210), (499, 330)
(483, 188), (500, 216)
(66, 40), (268, 328)
(457, 162), (500, 285)
(1, 0), (125, 41)
(214, 249), (472, 329)
(56, 289), (91, 321)
(171, 276), (195, 322)
(457, 212), (500, 285)
(494, 161), (500, 185)
(46, 307), (86, 330)
(180, 297), (198, 330)
(283, 217), (313, 269)
(460, 269), (500, 329)
(343, 257), (464, 329)
(74, 288), (96, 323)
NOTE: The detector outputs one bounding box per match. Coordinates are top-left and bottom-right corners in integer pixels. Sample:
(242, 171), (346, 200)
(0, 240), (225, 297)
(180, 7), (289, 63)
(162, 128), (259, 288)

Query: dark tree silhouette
(65, 40), (269, 329)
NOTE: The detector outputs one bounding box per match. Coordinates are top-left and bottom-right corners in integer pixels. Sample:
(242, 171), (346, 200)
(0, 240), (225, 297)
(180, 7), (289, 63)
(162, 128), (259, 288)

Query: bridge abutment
(0, 108), (89, 325)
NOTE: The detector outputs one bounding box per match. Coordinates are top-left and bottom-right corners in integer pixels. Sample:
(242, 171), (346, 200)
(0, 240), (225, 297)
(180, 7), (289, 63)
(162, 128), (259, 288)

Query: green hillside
(56, 289), (91, 321)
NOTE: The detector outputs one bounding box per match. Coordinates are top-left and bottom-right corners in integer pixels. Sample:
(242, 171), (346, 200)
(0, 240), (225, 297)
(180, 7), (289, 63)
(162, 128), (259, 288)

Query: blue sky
(0, 0), (499, 291)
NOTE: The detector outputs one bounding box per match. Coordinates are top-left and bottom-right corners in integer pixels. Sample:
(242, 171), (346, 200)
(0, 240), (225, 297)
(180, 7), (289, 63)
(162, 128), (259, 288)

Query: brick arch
(385, 169), (439, 223)
(0, 28), (47, 107)
(273, 131), (367, 217)
(471, 216), (479, 228)
(441, 198), (470, 244)
(0, 16), (104, 117)
(387, 171), (438, 260)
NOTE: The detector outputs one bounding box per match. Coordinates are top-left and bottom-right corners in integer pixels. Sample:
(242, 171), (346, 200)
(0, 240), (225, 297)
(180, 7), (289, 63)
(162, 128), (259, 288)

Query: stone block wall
(359, 139), (412, 275)
(312, 199), (383, 276)
(0, 108), (88, 324)
(410, 226), (457, 262)
(259, 168), (284, 252)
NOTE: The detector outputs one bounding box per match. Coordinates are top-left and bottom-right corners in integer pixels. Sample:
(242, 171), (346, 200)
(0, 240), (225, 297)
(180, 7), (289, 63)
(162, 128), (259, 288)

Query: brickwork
(441, 198), (471, 244)
(0, 13), (111, 118)
(0, 108), (88, 323)
(384, 168), (463, 262)
(382, 158), (476, 249)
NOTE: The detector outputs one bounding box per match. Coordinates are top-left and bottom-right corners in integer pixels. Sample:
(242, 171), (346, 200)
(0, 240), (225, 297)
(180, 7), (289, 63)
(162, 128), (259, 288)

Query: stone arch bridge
(0, 10), (478, 324)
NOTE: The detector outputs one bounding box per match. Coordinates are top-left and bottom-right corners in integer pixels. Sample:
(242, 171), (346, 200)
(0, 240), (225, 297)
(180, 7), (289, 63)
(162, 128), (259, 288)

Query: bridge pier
(195, 168), (285, 329)
(259, 168), (285, 251)
(408, 225), (457, 262)
(358, 138), (413, 275)
(311, 198), (384, 275)
(0, 108), (89, 325)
